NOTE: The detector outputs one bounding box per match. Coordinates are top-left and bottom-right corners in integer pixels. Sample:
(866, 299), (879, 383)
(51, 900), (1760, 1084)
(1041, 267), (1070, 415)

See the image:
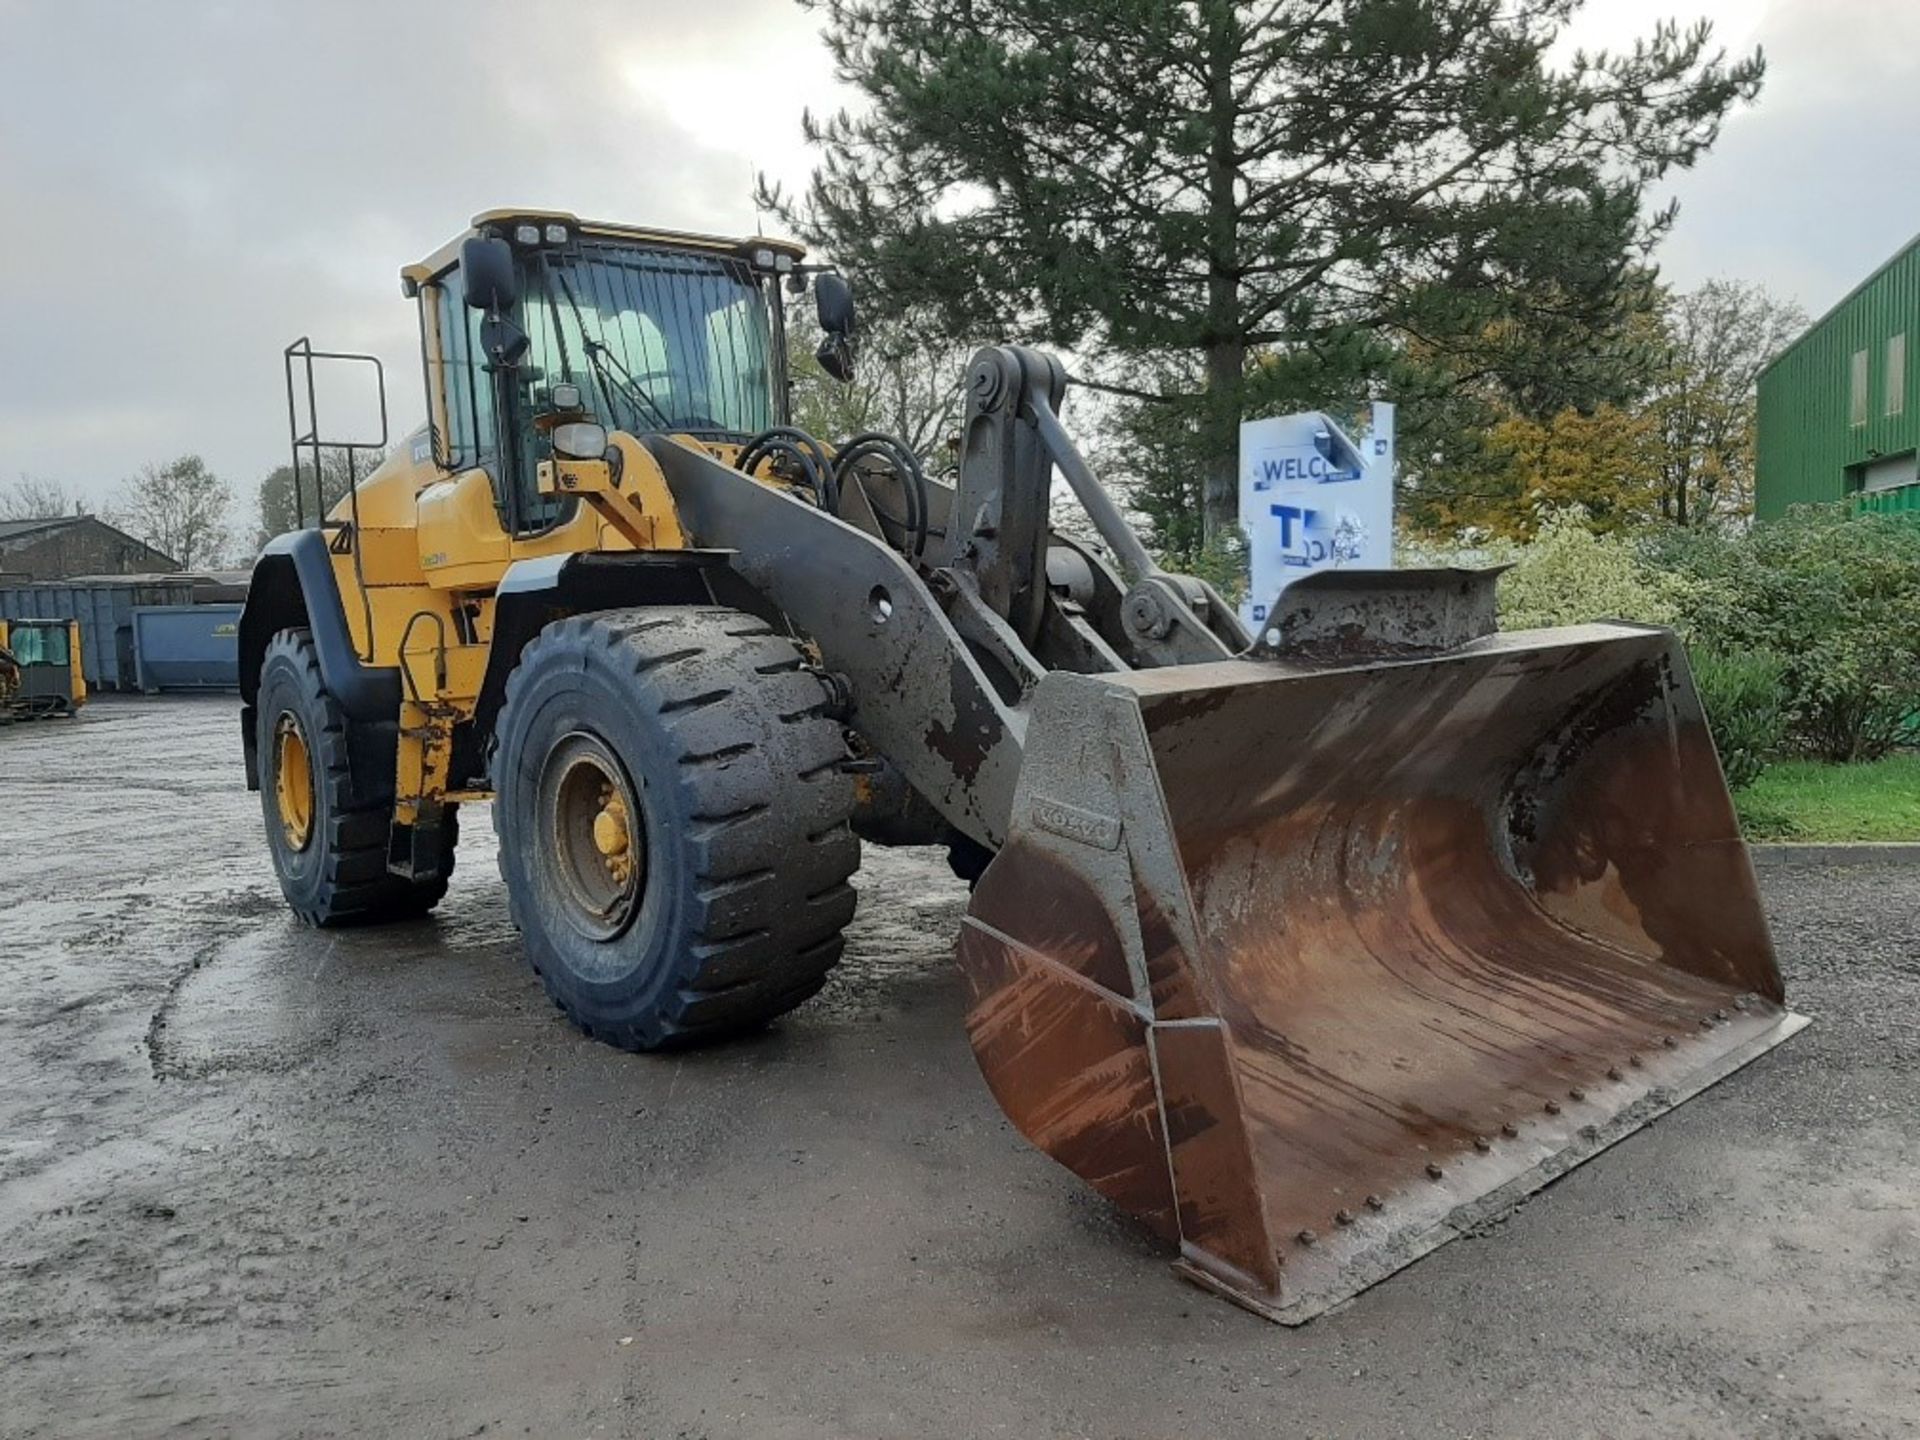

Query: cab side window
(435, 266), (496, 472)
(432, 262), (571, 535)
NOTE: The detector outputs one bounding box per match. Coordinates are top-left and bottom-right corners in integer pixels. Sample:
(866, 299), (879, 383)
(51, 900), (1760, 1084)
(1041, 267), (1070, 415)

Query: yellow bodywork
(68, 621), (85, 707)
(315, 209), (798, 830)
(323, 432), (706, 824)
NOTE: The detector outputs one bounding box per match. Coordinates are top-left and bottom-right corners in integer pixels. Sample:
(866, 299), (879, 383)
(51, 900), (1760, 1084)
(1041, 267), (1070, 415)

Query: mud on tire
(256, 627), (457, 926)
(490, 607), (860, 1050)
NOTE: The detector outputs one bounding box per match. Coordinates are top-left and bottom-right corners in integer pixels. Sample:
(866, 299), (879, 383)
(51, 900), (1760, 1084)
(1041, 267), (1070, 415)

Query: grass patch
(1736, 754), (1920, 842)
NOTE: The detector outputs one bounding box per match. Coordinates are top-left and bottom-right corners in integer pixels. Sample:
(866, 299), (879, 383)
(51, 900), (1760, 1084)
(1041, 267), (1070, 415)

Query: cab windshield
(437, 240), (777, 475)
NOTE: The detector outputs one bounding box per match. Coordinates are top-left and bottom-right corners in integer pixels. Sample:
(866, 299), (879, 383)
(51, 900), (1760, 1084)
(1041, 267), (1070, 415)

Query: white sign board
(1238, 404), (1395, 626)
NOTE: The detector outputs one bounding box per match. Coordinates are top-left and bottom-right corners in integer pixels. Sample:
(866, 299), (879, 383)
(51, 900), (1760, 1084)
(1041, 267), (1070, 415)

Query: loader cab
(0, 617), (84, 717)
(404, 210), (807, 539)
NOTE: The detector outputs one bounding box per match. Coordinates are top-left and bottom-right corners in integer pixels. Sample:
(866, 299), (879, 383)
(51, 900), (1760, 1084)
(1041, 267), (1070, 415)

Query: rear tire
(491, 607), (860, 1050)
(256, 628), (456, 926)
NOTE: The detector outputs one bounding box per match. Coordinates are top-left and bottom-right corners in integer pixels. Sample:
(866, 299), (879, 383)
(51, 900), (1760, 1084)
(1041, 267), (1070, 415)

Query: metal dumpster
(132, 603), (242, 692)
(0, 574), (247, 691)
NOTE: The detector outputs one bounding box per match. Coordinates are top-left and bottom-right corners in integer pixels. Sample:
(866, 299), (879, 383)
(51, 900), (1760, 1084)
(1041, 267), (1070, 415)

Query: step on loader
(240, 210), (1804, 1322)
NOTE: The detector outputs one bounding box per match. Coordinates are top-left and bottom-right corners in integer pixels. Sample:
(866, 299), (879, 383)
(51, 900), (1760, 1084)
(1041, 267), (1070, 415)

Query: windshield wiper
(543, 266), (677, 434)
(584, 338), (676, 434)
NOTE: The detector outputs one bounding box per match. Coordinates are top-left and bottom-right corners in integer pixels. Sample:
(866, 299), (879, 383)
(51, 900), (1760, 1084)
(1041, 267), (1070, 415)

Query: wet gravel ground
(1, 695), (1916, 1439)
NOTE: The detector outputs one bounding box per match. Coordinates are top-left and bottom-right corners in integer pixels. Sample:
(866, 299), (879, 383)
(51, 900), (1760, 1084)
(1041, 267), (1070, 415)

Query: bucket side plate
(961, 624), (1805, 1322)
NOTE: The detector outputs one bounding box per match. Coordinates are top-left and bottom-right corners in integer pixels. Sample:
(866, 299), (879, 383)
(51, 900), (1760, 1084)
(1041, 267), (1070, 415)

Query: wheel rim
(539, 731), (646, 942)
(273, 712), (316, 852)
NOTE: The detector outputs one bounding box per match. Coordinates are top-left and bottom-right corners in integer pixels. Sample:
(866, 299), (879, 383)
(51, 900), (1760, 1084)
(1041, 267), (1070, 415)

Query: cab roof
(399, 208), (807, 291)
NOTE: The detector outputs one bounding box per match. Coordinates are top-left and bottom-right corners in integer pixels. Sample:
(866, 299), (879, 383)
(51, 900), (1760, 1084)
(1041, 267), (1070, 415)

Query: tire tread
(491, 607), (860, 1049)
(256, 628), (456, 928)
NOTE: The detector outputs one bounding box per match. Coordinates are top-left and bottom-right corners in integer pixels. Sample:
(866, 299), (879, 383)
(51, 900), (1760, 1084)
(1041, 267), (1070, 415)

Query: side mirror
(461, 236), (519, 312)
(814, 271), (856, 337)
(815, 335), (856, 384)
(479, 314), (529, 368)
(813, 272), (858, 382)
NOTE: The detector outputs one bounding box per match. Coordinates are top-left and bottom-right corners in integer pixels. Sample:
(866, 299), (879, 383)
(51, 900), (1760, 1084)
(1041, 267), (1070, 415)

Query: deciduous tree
(0, 474), (81, 521)
(254, 447), (383, 551)
(1649, 279), (1804, 525)
(786, 307), (970, 464)
(116, 455), (233, 570)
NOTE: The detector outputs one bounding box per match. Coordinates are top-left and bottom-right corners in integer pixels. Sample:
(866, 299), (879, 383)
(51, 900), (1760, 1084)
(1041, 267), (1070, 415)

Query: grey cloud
(1653, 0), (1920, 314)
(0, 0), (817, 509)
(0, 0), (1910, 514)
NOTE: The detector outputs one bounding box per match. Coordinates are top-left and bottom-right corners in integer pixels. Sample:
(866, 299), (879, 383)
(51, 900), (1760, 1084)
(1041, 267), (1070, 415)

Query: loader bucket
(957, 618), (1805, 1323)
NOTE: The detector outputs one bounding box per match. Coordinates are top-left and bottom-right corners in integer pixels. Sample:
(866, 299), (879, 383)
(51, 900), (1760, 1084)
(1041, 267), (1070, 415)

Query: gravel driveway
(1, 695), (1915, 1438)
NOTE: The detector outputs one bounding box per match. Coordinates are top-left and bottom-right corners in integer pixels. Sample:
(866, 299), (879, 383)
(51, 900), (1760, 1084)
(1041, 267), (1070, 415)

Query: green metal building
(1756, 234), (1920, 519)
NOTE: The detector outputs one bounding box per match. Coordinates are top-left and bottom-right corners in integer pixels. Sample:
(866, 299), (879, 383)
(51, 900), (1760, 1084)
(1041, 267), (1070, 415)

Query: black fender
(238, 529), (402, 790)
(243, 539), (755, 792)
(467, 550), (748, 770)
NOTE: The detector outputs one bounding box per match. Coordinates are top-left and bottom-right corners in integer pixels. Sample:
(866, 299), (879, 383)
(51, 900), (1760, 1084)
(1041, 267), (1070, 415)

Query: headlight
(552, 422), (609, 461)
(513, 223), (541, 246)
(752, 248), (776, 270)
(774, 254), (794, 274)
(544, 224), (568, 245)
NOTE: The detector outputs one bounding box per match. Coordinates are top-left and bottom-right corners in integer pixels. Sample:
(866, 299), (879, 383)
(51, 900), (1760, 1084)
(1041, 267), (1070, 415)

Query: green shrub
(1403, 509), (1692, 630)
(1657, 506), (1920, 762)
(1688, 649), (1787, 790)
(1412, 509), (1789, 785)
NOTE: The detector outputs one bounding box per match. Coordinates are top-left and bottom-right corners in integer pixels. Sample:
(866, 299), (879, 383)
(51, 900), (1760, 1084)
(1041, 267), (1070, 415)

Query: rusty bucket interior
(957, 621), (1806, 1323)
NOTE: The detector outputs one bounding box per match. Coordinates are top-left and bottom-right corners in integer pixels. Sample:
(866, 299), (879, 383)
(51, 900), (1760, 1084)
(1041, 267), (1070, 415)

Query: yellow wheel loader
(240, 209), (1804, 1323)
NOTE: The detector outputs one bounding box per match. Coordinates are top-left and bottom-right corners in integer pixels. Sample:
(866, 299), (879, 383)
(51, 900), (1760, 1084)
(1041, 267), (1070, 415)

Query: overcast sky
(1, 0), (1915, 514)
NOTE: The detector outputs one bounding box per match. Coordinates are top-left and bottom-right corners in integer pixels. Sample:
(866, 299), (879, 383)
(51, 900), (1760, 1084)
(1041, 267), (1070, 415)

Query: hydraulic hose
(736, 428), (836, 512)
(832, 432), (929, 559)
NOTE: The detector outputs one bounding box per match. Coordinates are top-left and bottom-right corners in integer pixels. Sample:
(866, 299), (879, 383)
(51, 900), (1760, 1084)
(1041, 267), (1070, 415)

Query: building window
(1851, 349), (1870, 427)
(1888, 334), (1907, 418)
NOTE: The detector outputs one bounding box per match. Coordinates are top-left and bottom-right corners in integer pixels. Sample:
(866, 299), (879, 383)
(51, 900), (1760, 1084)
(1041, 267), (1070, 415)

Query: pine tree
(768, 0), (1763, 550)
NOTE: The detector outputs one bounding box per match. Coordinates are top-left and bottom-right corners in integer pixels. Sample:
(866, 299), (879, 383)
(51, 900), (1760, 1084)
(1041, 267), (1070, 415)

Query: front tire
(256, 628), (456, 926)
(491, 607), (860, 1050)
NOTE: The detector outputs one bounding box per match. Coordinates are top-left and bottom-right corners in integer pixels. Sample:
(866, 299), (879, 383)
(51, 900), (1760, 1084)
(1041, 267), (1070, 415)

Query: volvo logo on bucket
(1238, 404), (1395, 625)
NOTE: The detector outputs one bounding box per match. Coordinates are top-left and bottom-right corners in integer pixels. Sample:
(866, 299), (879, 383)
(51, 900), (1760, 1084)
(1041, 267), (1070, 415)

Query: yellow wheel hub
(592, 789), (634, 887)
(273, 712), (316, 852)
(542, 733), (646, 941)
